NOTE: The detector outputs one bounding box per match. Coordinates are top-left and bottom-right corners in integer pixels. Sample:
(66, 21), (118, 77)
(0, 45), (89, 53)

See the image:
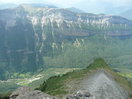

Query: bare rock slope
(77, 69), (129, 99)
(10, 87), (56, 99)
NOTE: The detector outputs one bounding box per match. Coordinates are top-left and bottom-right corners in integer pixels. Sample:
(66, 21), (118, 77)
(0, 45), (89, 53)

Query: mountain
(119, 9), (132, 20)
(0, 3), (17, 9)
(37, 58), (132, 99)
(66, 7), (84, 13)
(0, 4), (132, 80)
(20, 3), (57, 8)
(0, 3), (57, 10)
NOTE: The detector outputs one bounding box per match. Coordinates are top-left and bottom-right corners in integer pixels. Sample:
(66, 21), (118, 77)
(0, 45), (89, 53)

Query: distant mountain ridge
(0, 3), (57, 10)
(0, 4), (132, 79)
(119, 9), (132, 20)
(20, 3), (57, 8)
(0, 3), (17, 9)
(66, 7), (84, 13)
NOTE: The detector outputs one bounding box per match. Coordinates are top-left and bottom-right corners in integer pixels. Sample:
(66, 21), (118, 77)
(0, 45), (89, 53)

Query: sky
(0, 0), (132, 14)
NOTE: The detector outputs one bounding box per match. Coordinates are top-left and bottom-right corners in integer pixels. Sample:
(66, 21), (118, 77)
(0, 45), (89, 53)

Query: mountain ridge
(119, 9), (132, 20)
(37, 58), (132, 99)
(0, 5), (132, 79)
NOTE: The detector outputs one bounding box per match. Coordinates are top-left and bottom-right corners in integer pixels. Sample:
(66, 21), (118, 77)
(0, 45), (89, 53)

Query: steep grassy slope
(38, 58), (132, 98)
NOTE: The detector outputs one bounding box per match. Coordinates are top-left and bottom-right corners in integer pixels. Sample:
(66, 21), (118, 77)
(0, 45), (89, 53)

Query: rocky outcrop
(66, 90), (95, 99)
(10, 87), (56, 99)
(10, 87), (95, 99)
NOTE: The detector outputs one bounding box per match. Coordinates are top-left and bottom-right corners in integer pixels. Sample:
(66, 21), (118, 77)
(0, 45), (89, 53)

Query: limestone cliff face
(0, 4), (132, 78)
(0, 7), (38, 73)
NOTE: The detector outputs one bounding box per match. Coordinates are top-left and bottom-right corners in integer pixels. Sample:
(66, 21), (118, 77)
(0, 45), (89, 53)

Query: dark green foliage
(87, 58), (108, 69)
(0, 93), (10, 99)
(38, 75), (68, 95)
(0, 96), (9, 99)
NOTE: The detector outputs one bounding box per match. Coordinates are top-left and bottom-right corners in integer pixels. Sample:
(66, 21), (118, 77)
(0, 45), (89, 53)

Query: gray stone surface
(79, 70), (129, 99)
(10, 87), (56, 99)
(66, 90), (95, 99)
